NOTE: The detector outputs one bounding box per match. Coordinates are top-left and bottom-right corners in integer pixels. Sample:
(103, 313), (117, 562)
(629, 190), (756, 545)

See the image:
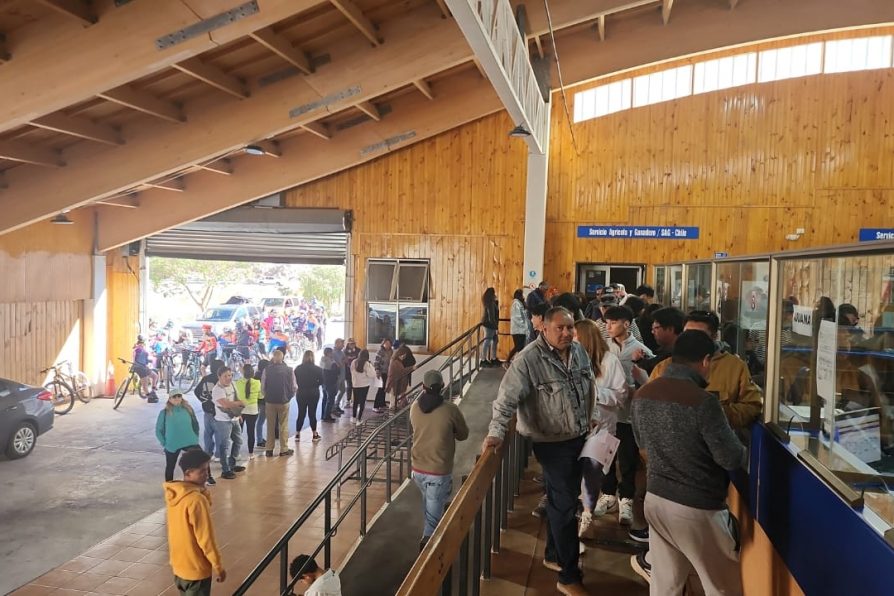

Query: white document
(792, 305), (813, 337)
(579, 429), (621, 470)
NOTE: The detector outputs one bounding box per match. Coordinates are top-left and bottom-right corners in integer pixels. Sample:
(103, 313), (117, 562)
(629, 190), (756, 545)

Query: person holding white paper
(573, 319), (628, 540)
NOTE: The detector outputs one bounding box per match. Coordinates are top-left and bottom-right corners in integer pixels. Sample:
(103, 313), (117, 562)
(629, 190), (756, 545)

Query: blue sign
(859, 228), (894, 242)
(577, 225), (699, 240)
(714, 252), (729, 258)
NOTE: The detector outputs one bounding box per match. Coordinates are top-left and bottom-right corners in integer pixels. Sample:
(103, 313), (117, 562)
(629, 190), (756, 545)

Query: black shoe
(233, 465), (246, 473)
(221, 472), (237, 480)
(257, 440), (267, 447)
(265, 450), (274, 457)
(280, 449), (294, 456)
(629, 527), (649, 543)
(206, 476), (216, 486)
(147, 396), (159, 403)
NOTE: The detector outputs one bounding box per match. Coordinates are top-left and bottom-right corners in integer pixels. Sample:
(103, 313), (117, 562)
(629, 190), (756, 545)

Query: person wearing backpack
(194, 359), (224, 485)
(155, 393), (200, 482)
(235, 364), (261, 459)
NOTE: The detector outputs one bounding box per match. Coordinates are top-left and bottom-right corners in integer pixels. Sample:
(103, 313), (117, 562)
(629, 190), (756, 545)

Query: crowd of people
(479, 281), (762, 596)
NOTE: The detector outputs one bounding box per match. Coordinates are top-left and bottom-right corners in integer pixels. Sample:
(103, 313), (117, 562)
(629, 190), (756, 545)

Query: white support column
(139, 241), (149, 333)
(83, 254), (108, 393)
(344, 233), (354, 341)
(522, 114), (550, 290)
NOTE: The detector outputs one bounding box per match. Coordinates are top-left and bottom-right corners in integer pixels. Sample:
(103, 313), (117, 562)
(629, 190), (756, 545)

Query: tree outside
(149, 257), (253, 312)
(297, 266), (345, 312)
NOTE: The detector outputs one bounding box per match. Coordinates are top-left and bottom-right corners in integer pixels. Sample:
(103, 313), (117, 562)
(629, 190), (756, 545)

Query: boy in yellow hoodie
(164, 449), (226, 595)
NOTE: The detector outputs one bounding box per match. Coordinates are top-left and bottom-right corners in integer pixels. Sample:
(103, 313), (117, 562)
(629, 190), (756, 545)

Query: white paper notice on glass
(816, 319), (838, 402)
(579, 429), (621, 470)
(792, 305), (814, 336)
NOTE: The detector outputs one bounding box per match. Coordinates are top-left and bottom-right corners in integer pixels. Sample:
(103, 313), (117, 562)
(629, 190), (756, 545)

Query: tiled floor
(11, 414), (402, 596)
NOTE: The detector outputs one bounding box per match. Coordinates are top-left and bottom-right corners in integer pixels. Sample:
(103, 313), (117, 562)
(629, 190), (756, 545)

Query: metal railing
(396, 419), (530, 595)
(234, 322), (491, 596)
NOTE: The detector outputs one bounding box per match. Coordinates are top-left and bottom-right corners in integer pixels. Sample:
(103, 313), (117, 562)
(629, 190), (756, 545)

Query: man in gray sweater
(260, 349), (296, 457)
(631, 330), (747, 596)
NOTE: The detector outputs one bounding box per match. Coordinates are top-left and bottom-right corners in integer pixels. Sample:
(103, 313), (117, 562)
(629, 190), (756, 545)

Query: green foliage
(297, 266), (345, 312)
(149, 257), (252, 311)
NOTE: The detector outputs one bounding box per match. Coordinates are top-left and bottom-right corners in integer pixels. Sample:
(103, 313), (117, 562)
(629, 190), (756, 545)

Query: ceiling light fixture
(509, 124), (531, 138)
(50, 211), (73, 225)
(244, 144), (265, 156)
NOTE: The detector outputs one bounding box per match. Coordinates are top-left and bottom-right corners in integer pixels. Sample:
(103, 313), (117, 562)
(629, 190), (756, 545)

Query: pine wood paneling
(284, 112), (527, 351)
(106, 252), (141, 382)
(0, 301), (82, 386)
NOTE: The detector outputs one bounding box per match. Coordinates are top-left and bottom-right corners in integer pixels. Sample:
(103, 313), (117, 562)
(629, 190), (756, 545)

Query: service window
(366, 259), (430, 348)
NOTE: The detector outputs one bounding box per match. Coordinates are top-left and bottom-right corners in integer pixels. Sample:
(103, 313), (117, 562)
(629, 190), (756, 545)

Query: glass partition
(654, 264), (683, 307)
(716, 260), (771, 388)
(771, 247), (894, 529)
(684, 262), (713, 311)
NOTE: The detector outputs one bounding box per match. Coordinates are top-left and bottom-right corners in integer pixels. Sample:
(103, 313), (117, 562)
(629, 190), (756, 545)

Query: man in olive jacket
(483, 307), (594, 596)
(410, 369), (468, 551)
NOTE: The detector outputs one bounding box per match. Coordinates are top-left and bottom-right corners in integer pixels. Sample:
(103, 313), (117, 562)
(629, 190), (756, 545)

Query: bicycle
(40, 361), (90, 415)
(157, 349), (176, 395)
(175, 348), (202, 392)
(113, 358), (151, 410)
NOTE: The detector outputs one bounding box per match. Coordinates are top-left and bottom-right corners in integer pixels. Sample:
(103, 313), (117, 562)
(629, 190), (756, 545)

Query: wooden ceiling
(0, 0), (892, 243)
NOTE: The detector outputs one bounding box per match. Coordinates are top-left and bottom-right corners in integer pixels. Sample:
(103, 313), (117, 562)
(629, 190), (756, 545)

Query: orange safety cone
(105, 360), (116, 397)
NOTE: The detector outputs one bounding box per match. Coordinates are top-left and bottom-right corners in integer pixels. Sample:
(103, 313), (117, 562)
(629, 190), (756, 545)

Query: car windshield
(263, 298), (284, 308)
(199, 307), (236, 322)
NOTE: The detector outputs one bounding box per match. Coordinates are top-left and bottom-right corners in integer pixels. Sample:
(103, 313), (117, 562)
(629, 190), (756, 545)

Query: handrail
(234, 322), (490, 595)
(397, 419), (528, 595)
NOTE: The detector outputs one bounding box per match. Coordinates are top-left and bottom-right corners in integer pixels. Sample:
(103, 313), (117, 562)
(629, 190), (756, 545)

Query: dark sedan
(0, 377), (54, 459)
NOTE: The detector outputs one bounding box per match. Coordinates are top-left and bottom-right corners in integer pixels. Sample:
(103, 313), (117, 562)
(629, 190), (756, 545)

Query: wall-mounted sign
(714, 252), (729, 258)
(858, 228), (894, 242)
(577, 225), (699, 239)
(792, 305), (813, 336)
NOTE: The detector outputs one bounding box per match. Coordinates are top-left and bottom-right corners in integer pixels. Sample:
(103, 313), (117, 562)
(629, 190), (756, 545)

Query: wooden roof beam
(532, 35), (544, 59)
(413, 79), (434, 100)
(597, 14), (606, 41)
(0, 140), (65, 168)
(250, 27), (313, 75)
(95, 72), (501, 251)
(330, 0), (382, 46)
(31, 113), (123, 146)
(196, 159), (233, 175)
(142, 178), (185, 192)
(356, 101), (381, 121)
(99, 86), (184, 123)
(35, 0), (96, 26)
(662, 0), (674, 24)
(434, 0), (450, 18)
(174, 58), (248, 100)
(0, 0), (324, 135)
(95, 195), (140, 208)
(302, 122), (331, 140)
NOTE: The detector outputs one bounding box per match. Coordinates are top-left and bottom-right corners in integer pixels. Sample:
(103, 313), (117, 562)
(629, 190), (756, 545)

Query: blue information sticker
(859, 228), (894, 242)
(577, 225), (699, 240)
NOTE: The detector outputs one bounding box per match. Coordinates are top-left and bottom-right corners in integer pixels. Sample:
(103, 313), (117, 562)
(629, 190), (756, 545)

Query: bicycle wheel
(113, 376), (130, 410)
(73, 371), (93, 403)
(164, 363), (173, 395)
(45, 380), (75, 415)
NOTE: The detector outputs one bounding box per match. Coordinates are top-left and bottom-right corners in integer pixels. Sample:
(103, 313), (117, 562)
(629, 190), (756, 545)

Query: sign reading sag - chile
(577, 225), (699, 239)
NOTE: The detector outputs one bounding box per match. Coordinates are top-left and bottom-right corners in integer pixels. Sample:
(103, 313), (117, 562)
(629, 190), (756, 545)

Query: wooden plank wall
(106, 251), (141, 382)
(284, 112), (528, 350)
(545, 36), (894, 290)
(0, 217), (94, 385)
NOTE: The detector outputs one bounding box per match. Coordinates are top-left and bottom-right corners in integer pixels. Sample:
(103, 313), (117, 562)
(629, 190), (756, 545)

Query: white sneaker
(618, 497), (633, 526)
(593, 494), (618, 516)
(577, 510), (595, 539)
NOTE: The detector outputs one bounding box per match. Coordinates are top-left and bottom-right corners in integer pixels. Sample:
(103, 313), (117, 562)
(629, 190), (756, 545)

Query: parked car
(182, 304), (263, 337)
(0, 377), (54, 459)
(261, 297), (301, 311)
(223, 295), (254, 305)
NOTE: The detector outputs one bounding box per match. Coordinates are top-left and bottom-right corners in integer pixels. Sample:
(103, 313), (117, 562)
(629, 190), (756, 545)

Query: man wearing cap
(410, 369), (469, 551)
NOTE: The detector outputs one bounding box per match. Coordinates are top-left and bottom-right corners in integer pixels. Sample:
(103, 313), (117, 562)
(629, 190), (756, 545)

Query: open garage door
(145, 207), (349, 264)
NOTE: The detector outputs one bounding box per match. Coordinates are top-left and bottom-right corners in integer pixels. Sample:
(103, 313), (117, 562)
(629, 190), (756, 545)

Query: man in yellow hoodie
(164, 449), (226, 595)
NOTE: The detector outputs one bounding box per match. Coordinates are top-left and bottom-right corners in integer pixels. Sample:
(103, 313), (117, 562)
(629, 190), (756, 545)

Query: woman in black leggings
(236, 364), (261, 457)
(294, 350), (324, 442)
(350, 349), (377, 424)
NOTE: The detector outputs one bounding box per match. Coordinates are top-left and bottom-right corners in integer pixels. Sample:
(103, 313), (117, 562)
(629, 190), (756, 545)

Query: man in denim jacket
(483, 307), (594, 596)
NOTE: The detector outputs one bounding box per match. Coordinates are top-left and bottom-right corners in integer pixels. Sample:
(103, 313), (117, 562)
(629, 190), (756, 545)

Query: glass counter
(684, 262), (713, 312)
(716, 260), (771, 389)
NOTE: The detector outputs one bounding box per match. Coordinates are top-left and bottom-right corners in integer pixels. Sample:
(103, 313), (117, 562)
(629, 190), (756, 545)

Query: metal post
(337, 447), (343, 500)
(472, 507), (483, 596)
(279, 545), (289, 594)
(483, 478), (494, 576)
(506, 433), (516, 513)
(514, 434), (524, 497)
(501, 443), (510, 528)
(324, 491), (332, 568)
(449, 359), (454, 400)
(492, 468), (503, 552)
(360, 447), (368, 536)
(458, 530), (470, 596)
(386, 423), (393, 503)
(406, 413), (413, 477)
(441, 564), (453, 596)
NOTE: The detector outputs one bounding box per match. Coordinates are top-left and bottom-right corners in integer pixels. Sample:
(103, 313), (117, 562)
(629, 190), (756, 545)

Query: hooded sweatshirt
(155, 406), (200, 452)
(305, 569), (342, 596)
(163, 481), (223, 581)
(410, 390), (469, 475)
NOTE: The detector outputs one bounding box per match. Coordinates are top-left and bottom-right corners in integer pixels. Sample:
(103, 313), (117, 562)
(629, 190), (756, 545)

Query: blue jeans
(412, 471), (453, 538)
(322, 384), (336, 419)
(212, 419), (242, 473)
(256, 400), (266, 441)
(482, 327), (498, 360)
(203, 412), (216, 455)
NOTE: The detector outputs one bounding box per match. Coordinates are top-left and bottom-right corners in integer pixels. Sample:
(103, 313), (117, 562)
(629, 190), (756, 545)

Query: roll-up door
(145, 207), (348, 264)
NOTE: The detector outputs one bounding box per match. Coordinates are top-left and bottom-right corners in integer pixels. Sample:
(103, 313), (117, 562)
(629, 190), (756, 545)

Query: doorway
(575, 263), (645, 298)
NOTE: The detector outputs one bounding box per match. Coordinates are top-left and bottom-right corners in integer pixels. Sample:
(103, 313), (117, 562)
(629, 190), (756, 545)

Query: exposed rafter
(142, 178), (185, 192)
(434, 0), (450, 18)
(95, 72), (502, 251)
(413, 79), (434, 100)
(532, 35), (544, 59)
(196, 159), (233, 176)
(31, 113), (123, 146)
(730, 0), (739, 7)
(173, 58), (248, 100)
(597, 14), (606, 41)
(302, 122), (332, 140)
(0, 140), (64, 168)
(35, 0), (96, 26)
(95, 195), (140, 208)
(330, 0), (382, 46)
(356, 101), (382, 121)
(250, 27), (313, 75)
(662, 0), (674, 25)
(253, 141), (282, 157)
(98, 86), (184, 123)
